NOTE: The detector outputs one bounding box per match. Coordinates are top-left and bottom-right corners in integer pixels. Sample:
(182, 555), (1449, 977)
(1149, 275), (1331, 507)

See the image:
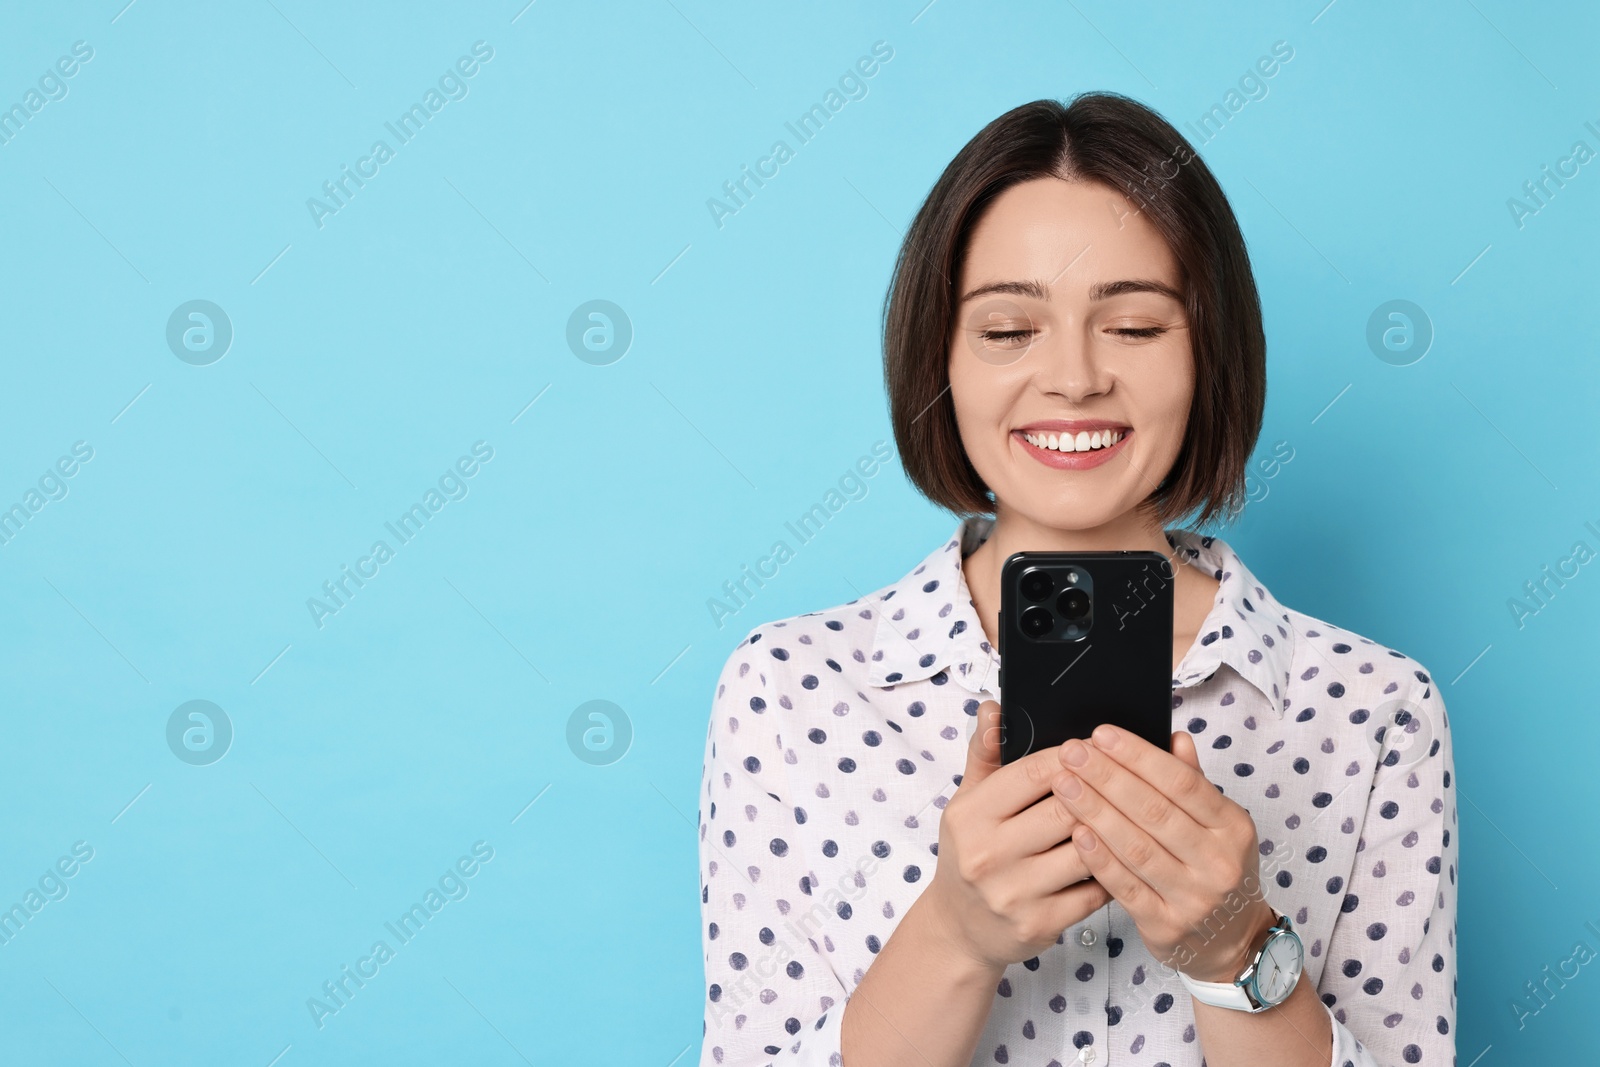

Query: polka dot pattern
(698, 516), (1457, 1066)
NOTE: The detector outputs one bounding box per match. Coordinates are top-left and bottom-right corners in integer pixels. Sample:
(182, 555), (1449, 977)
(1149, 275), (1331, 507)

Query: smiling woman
(698, 93), (1456, 1067)
(886, 106), (1263, 533)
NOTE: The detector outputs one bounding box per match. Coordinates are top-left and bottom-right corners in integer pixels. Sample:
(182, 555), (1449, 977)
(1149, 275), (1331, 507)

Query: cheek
(946, 356), (982, 429)
(948, 360), (1021, 441)
(947, 362), (1025, 482)
(1125, 348), (1194, 429)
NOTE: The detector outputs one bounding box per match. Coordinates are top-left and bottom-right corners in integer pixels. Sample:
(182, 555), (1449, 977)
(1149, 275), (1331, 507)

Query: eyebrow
(959, 278), (1184, 305)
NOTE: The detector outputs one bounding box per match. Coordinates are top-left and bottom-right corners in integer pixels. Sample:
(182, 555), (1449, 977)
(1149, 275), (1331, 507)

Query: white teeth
(1021, 429), (1123, 453)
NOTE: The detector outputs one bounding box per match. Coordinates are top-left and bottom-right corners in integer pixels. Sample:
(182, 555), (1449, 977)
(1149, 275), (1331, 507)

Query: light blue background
(1, 0), (1595, 1062)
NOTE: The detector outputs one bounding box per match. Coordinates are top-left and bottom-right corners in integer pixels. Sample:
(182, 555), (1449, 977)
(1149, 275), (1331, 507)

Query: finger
(1053, 768), (1184, 897)
(998, 788), (1082, 858)
(1070, 821), (1162, 923)
(978, 745), (1088, 817)
(1057, 737), (1208, 867)
(1170, 729), (1203, 772)
(1021, 832), (1096, 895)
(1042, 873), (1113, 935)
(1087, 723), (1231, 829)
(963, 697), (1072, 811)
(961, 731), (1079, 822)
(961, 700), (1006, 789)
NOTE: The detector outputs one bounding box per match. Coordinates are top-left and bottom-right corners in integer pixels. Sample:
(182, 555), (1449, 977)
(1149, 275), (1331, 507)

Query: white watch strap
(1177, 969), (1257, 1011)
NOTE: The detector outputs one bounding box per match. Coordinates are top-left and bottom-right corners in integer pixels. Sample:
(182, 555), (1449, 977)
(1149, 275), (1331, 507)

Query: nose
(1033, 322), (1110, 405)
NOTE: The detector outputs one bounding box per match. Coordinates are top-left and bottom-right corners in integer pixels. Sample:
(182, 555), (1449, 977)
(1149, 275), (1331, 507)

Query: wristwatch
(1178, 911), (1304, 1012)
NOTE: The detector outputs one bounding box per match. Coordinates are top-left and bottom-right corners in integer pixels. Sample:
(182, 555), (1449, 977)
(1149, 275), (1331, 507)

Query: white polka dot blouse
(698, 515), (1457, 1067)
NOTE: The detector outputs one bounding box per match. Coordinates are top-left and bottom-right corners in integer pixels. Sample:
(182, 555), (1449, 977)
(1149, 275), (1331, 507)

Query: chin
(1013, 496), (1126, 531)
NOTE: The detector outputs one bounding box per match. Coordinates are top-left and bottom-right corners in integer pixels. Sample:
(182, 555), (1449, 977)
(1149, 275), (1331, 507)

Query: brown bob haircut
(882, 92), (1266, 530)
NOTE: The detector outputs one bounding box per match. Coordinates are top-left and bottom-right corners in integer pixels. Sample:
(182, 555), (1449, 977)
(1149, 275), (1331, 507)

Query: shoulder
(710, 582), (890, 704)
(1278, 602), (1453, 765)
(702, 592), (893, 794)
(713, 588), (888, 694)
(1282, 603), (1439, 697)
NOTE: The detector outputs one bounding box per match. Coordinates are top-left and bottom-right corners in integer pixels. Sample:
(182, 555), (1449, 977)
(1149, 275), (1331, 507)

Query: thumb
(1170, 728), (1203, 771)
(964, 700), (1006, 786)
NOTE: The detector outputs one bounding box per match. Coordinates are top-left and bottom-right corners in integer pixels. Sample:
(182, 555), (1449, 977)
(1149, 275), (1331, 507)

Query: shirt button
(1078, 1046), (1096, 1065)
(1079, 927), (1097, 947)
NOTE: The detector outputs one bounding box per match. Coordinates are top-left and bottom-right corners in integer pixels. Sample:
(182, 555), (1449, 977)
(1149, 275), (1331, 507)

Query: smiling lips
(1013, 423), (1131, 470)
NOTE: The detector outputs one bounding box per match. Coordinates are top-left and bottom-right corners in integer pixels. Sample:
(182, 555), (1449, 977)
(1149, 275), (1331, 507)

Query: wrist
(1182, 897), (1279, 984)
(910, 890), (1005, 982)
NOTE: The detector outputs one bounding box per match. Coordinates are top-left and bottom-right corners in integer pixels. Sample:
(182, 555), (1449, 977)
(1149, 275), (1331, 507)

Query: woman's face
(948, 176), (1194, 533)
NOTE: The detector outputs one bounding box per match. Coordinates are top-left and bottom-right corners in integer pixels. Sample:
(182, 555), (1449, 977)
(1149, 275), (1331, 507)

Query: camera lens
(1020, 570), (1054, 602)
(1020, 606), (1054, 638)
(1057, 588), (1091, 621)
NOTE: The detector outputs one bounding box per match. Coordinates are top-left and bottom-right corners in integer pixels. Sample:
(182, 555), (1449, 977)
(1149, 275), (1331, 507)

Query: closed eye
(981, 325), (1166, 343)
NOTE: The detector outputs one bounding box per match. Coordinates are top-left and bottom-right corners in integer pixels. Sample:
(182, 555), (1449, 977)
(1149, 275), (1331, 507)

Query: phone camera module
(1019, 569), (1054, 602)
(1019, 606), (1054, 639)
(1057, 587), (1091, 621)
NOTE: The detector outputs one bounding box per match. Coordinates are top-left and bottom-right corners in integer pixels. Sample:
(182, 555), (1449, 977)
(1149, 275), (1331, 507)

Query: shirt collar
(864, 516), (1001, 699)
(1163, 526), (1296, 717)
(865, 517), (1295, 717)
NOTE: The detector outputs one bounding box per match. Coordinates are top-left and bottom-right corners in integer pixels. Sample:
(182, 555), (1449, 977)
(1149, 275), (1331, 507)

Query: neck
(974, 500), (1177, 560)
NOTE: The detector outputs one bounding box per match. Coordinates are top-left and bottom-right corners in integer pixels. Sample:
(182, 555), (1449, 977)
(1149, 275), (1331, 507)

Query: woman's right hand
(918, 700), (1112, 971)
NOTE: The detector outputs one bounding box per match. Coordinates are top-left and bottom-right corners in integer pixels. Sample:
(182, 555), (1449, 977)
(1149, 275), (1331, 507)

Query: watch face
(1255, 930), (1305, 1004)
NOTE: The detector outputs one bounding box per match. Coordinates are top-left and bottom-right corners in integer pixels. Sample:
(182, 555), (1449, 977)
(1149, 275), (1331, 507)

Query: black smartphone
(997, 550), (1175, 764)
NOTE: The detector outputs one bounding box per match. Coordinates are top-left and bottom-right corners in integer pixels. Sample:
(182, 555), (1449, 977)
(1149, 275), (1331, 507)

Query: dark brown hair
(882, 92), (1266, 530)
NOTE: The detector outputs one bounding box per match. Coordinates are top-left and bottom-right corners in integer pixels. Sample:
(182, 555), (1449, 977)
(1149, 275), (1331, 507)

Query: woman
(697, 93), (1456, 1067)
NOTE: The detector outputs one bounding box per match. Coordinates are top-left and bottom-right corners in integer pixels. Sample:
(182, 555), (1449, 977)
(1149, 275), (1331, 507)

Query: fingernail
(1075, 826), (1096, 851)
(1092, 724), (1119, 749)
(1057, 773), (1082, 799)
(1062, 739), (1089, 766)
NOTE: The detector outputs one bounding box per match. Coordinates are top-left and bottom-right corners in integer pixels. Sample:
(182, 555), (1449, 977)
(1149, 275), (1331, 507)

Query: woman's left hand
(1051, 722), (1277, 982)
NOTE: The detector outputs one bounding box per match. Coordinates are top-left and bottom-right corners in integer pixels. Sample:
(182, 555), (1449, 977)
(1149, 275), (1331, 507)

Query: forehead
(959, 176), (1180, 294)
